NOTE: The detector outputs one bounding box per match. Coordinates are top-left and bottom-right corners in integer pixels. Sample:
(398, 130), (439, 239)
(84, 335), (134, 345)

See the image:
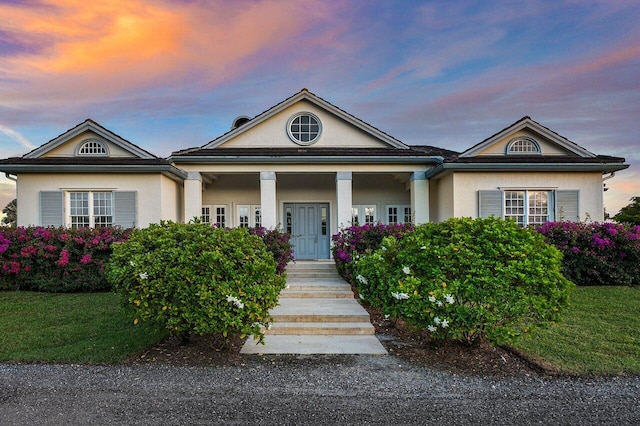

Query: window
(387, 205), (411, 225)
(237, 204), (261, 228)
(287, 112), (322, 145)
(201, 206), (211, 224)
(77, 139), (108, 156)
(504, 190), (550, 226)
(507, 137), (540, 154)
(68, 191), (112, 228)
(352, 205), (377, 225)
(202, 205), (227, 227)
(285, 206), (293, 233)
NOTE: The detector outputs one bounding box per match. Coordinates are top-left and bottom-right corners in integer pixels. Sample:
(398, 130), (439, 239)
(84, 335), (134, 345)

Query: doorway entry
(284, 203), (330, 259)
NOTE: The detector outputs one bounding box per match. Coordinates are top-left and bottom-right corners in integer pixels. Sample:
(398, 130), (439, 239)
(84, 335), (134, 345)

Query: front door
(284, 203), (330, 259)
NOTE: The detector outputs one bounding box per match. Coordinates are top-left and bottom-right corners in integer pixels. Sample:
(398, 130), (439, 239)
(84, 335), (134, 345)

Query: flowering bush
(0, 226), (130, 292)
(332, 223), (413, 281)
(106, 222), (286, 344)
(352, 218), (573, 345)
(536, 221), (640, 286)
(248, 227), (293, 274)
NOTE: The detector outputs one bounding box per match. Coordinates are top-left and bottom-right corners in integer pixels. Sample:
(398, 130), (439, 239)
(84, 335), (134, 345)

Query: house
(0, 89), (628, 259)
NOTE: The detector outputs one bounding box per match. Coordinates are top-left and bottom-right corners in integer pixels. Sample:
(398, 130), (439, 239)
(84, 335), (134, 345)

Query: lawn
(0, 292), (167, 364)
(513, 286), (640, 375)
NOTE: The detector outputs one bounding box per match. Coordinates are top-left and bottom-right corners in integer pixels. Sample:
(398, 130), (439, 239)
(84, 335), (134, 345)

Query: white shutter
(40, 191), (63, 227)
(555, 190), (579, 222)
(113, 191), (137, 228)
(478, 190), (502, 218)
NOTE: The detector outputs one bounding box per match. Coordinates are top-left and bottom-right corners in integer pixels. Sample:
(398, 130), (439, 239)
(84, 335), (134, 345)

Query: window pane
(238, 206), (249, 228)
(528, 191), (549, 226)
(215, 206), (226, 227)
(352, 207), (359, 225)
(254, 207), (261, 228)
(388, 207), (398, 225)
(504, 191), (525, 225)
(321, 207), (327, 235)
(365, 206), (375, 225)
(286, 207), (292, 233)
(201, 207), (211, 224)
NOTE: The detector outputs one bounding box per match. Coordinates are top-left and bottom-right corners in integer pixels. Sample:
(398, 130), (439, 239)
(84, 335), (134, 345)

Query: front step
(265, 322), (375, 335)
(279, 290), (354, 298)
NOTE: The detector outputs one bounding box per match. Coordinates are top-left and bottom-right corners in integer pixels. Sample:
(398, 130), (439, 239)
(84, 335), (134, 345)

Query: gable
(24, 119), (156, 160)
(203, 89), (409, 151)
(41, 130), (136, 158)
(460, 117), (596, 158)
(474, 129), (574, 156)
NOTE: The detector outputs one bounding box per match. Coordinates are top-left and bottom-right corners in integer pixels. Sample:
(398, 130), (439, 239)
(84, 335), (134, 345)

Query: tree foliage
(613, 196), (640, 225)
(1, 199), (16, 227)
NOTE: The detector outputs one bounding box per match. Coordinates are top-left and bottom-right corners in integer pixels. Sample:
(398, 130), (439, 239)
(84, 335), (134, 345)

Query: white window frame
(236, 204), (261, 228)
(202, 204), (227, 227)
(76, 139), (109, 156)
(503, 190), (551, 226)
(386, 205), (411, 225)
(352, 205), (377, 225)
(65, 191), (113, 228)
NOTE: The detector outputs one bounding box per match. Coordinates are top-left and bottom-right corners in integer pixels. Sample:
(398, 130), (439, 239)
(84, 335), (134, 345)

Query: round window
(287, 112), (322, 145)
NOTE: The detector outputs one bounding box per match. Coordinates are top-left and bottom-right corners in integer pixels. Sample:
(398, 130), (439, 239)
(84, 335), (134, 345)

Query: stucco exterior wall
(449, 171), (604, 222)
(160, 175), (182, 223)
(218, 100), (390, 149)
(16, 173), (173, 227)
(429, 173), (454, 223)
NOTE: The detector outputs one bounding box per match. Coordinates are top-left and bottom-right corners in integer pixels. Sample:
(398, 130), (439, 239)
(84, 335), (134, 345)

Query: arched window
(507, 137), (541, 154)
(76, 139), (108, 156)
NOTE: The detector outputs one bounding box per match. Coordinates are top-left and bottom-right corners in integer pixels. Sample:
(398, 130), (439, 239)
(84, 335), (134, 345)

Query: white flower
(381, 246), (387, 251)
(139, 272), (148, 280)
(356, 274), (368, 285)
(436, 300), (443, 307)
(359, 293), (365, 300)
(433, 316), (441, 325)
(402, 266), (411, 275)
(428, 295), (436, 303)
(391, 292), (410, 300)
(384, 314), (390, 320)
(441, 319), (449, 328)
(427, 325), (437, 333)
(444, 294), (455, 304)
(129, 261), (136, 267)
(226, 295), (245, 309)
(420, 246), (427, 250)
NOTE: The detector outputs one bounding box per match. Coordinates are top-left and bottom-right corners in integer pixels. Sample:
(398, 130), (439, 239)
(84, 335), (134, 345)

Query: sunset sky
(0, 0), (638, 216)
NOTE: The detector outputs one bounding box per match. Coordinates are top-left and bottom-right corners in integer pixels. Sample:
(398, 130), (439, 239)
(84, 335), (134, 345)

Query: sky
(0, 0), (638, 216)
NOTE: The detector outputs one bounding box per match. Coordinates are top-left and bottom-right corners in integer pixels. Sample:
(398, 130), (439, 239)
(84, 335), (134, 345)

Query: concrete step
(285, 279), (352, 291)
(241, 335), (387, 355)
(286, 272), (341, 279)
(264, 322), (375, 335)
(279, 289), (354, 298)
(270, 298), (370, 323)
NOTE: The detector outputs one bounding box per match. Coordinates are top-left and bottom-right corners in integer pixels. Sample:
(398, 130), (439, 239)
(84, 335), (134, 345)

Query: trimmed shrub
(536, 221), (640, 286)
(352, 218), (574, 345)
(0, 226), (130, 292)
(106, 222), (286, 344)
(248, 227), (293, 274)
(331, 223), (413, 281)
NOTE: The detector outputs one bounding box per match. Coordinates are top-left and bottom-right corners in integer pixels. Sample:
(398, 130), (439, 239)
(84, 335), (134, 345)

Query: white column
(410, 171), (429, 224)
(336, 171), (353, 229)
(184, 172), (202, 223)
(260, 172), (277, 229)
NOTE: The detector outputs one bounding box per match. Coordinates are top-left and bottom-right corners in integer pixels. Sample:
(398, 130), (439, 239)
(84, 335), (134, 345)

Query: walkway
(241, 260), (387, 354)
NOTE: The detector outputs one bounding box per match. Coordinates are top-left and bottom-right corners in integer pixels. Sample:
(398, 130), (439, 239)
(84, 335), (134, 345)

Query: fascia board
(170, 155), (444, 165)
(0, 164), (187, 180)
(425, 162), (629, 178)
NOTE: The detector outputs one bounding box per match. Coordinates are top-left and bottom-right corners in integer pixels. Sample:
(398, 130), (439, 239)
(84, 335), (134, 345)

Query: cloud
(0, 124), (35, 150)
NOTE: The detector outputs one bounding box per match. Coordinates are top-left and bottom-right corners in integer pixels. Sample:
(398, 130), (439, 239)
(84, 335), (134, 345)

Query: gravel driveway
(1, 355), (639, 425)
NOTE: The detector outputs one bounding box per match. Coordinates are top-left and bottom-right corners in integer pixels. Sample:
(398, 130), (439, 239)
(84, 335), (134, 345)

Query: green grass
(514, 286), (640, 375)
(0, 292), (167, 363)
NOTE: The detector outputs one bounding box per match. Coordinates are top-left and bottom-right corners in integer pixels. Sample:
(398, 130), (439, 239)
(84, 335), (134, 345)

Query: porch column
(260, 172), (277, 229)
(336, 171), (353, 229)
(410, 171), (429, 224)
(184, 172), (202, 223)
